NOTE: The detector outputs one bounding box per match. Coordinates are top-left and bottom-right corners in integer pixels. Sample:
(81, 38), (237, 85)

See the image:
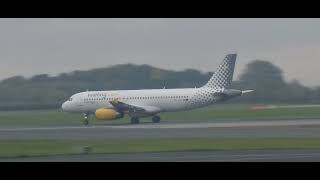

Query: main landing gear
(152, 115), (161, 123)
(130, 117), (140, 124)
(130, 115), (161, 124)
(83, 113), (89, 126)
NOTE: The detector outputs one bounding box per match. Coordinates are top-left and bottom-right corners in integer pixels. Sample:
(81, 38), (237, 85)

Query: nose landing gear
(83, 113), (89, 126)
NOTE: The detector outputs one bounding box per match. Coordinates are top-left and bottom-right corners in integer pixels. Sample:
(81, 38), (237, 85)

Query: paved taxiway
(3, 149), (320, 162)
(1, 119), (320, 139)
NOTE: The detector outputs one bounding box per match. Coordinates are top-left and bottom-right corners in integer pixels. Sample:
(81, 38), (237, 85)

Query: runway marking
(0, 120), (320, 131)
(219, 153), (320, 161)
(0, 126), (97, 131)
(251, 104), (320, 110)
(109, 151), (320, 161)
(4, 151), (320, 162)
(111, 120), (320, 129)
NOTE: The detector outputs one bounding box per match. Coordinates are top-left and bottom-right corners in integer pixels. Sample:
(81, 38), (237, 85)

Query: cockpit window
(69, 97), (73, 101)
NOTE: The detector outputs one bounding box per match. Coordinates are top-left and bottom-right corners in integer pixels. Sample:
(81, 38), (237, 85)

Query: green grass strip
(1, 138), (320, 158)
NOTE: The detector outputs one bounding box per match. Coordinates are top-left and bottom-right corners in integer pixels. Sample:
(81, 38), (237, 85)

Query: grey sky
(0, 18), (319, 87)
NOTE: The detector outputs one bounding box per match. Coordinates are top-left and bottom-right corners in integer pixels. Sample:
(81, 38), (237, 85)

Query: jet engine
(95, 108), (124, 120)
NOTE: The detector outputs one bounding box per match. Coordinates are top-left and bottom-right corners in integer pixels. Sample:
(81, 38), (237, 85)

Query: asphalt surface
(2, 119), (320, 161)
(0, 119), (320, 139)
(3, 149), (320, 162)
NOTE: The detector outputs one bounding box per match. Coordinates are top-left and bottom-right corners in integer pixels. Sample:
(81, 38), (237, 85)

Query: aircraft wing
(109, 100), (161, 114)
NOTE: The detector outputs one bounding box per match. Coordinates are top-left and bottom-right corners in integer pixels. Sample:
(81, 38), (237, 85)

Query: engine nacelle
(95, 108), (123, 120)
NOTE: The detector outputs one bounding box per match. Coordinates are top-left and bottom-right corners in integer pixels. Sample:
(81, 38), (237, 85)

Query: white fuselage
(62, 87), (225, 115)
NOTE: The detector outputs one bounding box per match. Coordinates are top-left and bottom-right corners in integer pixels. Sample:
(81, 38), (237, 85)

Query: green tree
(238, 60), (287, 103)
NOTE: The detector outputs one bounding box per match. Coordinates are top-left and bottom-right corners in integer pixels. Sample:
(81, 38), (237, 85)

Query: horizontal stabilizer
(242, 90), (254, 94)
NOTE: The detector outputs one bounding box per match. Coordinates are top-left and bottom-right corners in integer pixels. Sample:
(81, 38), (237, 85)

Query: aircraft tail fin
(203, 54), (237, 89)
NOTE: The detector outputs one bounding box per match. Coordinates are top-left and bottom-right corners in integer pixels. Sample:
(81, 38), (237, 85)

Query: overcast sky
(0, 18), (319, 87)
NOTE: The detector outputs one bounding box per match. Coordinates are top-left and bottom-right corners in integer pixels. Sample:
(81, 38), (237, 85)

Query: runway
(3, 149), (320, 162)
(1, 119), (320, 139)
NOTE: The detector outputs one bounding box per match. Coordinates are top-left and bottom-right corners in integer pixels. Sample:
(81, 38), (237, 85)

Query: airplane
(61, 54), (253, 125)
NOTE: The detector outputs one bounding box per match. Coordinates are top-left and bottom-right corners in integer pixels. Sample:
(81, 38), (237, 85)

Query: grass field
(1, 138), (320, 158)
(0, 104), (320, 126)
